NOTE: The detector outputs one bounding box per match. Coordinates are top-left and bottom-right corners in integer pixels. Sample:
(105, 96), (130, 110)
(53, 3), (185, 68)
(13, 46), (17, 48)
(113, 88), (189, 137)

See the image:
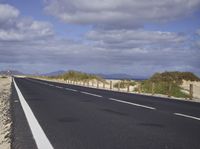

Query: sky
(0, 0), (200, 77)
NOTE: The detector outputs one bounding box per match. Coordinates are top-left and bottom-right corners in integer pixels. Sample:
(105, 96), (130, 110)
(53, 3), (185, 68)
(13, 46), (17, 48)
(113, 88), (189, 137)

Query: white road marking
(26, 78), (78, 92)
(13, 78), (54, 149)
(65, 88), (77, 92)
(174, 113), (200, 121)
(108, 98), (156, 110)
(55, 86), (63, 89)
(26, 78), (154, 110)
(81, 91), (102, 98)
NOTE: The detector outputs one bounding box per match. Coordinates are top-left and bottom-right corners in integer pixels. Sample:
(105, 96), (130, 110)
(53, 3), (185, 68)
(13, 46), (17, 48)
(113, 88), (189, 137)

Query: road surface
(11, 77), (200, 149)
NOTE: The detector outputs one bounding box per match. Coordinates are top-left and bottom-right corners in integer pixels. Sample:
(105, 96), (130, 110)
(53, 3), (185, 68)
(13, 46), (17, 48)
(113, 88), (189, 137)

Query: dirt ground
(0, 76), (12, 149)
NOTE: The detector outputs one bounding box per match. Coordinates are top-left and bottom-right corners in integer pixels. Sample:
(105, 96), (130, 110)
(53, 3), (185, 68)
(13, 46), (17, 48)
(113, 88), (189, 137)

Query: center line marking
(13, 78), (54, 149)
(174, 113), (200, 121)
(81, 91), (102, 98)
(55, 86), (63, 89)
(65, 88), (77, 92)
(108, 98), (156, 110)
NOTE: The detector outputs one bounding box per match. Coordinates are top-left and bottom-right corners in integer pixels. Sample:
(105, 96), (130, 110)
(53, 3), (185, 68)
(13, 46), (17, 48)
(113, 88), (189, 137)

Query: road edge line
(13, 78), (54, 149)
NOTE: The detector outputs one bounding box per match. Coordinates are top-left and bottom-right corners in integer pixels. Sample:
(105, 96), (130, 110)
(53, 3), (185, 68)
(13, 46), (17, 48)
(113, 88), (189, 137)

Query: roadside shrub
(0, 76), (8, 78)
(137, 71), (197, 98)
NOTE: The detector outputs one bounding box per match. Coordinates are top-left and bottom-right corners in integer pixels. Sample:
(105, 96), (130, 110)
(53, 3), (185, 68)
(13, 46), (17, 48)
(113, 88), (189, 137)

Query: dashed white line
(26, 78), (78, 93)
(65, 88), (77, 92)
(26, 78), (155, 110)
(13, 78), (54, 149)
(174, 113), (200, 121)
(108, 98), (156, 110)
(55, 86), (63, 89)
(81, 91), (102, 98)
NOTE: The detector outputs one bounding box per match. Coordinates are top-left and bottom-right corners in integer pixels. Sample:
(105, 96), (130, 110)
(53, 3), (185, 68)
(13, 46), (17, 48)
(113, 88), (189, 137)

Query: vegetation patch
(43, 70), (105, 82)
(135, 71), (200, 98)
(0, 76), (8, 79)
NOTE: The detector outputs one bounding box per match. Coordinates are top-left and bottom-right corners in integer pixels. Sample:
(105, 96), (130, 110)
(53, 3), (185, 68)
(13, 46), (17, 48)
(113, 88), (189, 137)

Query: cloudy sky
(0, 0), (200, 77)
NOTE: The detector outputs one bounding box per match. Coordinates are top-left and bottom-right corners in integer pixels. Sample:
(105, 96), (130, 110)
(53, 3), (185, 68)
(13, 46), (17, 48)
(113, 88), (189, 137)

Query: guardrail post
(189, 84), (193, 100)
(168, 83), (172, 97)
(103, 82), (105, 88)
(110, 81), (112, 90)
(127, 83), (130, 92)
(138, 83), (142, 93)
(87, 80), (89, 87)
(118, 82), (120, 91)
(97, 80), (99, 88)
(152, 82), (155, 95)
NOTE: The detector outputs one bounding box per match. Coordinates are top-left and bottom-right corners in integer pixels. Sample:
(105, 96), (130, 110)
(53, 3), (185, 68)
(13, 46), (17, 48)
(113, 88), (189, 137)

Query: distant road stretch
(12, 77), (200, 149)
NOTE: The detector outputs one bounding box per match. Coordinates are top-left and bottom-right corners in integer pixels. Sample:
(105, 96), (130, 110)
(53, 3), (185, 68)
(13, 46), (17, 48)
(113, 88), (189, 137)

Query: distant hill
(42, 70), (66, 76)
(0, 70), (24, 75)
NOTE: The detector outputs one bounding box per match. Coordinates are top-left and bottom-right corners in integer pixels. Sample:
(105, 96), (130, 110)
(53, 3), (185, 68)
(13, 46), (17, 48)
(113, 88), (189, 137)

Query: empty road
(11, 77), (200, 149)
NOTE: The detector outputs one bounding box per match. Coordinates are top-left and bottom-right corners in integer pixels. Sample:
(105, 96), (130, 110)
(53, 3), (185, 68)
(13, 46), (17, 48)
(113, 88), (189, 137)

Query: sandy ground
(181, 80), (200, 100)
(0, 76), (12, 149)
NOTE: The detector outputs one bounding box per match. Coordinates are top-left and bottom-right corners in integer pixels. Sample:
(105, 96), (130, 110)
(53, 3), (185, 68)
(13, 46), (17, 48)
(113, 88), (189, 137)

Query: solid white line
(65, 88), (77, 92)
(108, 98), (156, 110)
(81, 91), (102, 98)
(13, 78), (54, 149)
(174, 113), (200, 121)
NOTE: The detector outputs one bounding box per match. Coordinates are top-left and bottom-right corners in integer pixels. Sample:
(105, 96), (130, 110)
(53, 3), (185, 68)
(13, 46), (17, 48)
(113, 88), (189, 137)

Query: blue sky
(0, 0), (200, 77)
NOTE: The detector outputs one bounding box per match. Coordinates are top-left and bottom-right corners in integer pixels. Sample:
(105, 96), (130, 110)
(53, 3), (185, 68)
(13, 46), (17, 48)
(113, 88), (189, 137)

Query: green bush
(140, 80), (189, 98)
(42, 70), (105, 82)
(136, 71), (198, 98)
(0, 76), (8, 78)
(150, 71), (200, 84)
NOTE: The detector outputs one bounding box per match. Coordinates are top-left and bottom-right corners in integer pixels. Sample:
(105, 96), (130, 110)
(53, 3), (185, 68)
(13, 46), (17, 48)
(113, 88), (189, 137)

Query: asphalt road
(12, 77), (200, 149)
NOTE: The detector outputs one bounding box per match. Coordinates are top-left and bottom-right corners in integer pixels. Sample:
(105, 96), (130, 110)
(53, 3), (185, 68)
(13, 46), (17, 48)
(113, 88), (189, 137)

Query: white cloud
(0, 2), (199, 76)
(44, 0), (200, 28)
(197, 29), (200, 36)
(0, 4), (19, 23)
(86, 29), (186, 49)
(0, 4), (54, 41)
(0, 30), (199, 76)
